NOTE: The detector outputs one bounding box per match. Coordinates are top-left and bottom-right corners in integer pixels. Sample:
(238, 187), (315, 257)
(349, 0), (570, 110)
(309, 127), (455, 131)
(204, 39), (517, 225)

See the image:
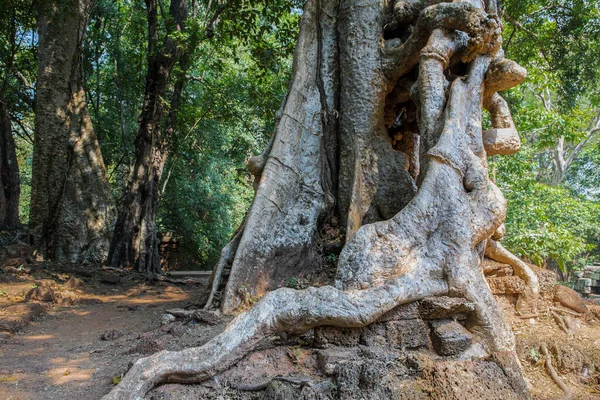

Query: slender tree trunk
(0, 100), (20, 229)
(30, 0), (115, 263)
(107, 0), (188, 273)
(0, 8), (23, 229)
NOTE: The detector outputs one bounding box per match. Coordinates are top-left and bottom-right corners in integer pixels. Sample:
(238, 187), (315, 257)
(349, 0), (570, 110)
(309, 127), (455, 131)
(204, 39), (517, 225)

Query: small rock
(100, 274), (121, 285)
(192, 309), (222, 326)
(161, 314), (177, 325)
(430, 319), (473, 356)
(25, 286), (55, 302)
(3, 266), (18, 274)
(554, 285), (587, 314)
(481, 259), (513, 277)
(56, 290), (79, 306)
(384, 38), (402, 50)
(64, 276), (84, 290)
(101, 329), (123, 341)
(34, 279), (57, 288)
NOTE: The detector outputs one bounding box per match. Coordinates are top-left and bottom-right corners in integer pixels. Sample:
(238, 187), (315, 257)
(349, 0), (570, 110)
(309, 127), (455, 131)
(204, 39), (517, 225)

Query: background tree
(106, 0), (301, 273)
(30, 0), (115, 262)
(0, 1), (35, 228)
(105, 0), (193, 273)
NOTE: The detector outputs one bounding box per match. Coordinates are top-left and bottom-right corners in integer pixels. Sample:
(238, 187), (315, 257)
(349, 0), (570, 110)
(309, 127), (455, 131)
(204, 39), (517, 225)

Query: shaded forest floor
(1, 261), (600, 399)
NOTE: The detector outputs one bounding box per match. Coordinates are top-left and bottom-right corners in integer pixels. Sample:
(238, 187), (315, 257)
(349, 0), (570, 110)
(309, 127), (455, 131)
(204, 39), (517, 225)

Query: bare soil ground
(0, 263), (216, 400)
(1, 261), (600, 399)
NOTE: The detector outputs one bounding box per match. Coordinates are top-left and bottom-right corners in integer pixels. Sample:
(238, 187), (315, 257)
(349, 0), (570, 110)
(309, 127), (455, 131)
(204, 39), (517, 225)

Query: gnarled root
(485, 238), (540, 316)
(103, 271), (447, 400)
(485, 239), (539, 295)
(383, 1), (501, 81)
(540, 343), (573, 400)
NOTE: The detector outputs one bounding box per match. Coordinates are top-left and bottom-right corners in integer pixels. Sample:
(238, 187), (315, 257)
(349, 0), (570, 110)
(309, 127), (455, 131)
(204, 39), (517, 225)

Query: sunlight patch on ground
(23, 334), (54, 341)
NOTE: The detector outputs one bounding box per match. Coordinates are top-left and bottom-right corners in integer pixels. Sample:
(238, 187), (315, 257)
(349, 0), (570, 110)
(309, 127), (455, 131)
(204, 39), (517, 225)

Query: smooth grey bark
(217, 0), (420, 313)
(30, 0), (115, 263)
(106, 0), (533, 398)
(218, 0), (339, 313)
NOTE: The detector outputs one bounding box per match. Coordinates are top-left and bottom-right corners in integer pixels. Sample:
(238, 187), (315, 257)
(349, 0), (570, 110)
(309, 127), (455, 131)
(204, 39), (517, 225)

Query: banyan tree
(105, 0), (539, 398)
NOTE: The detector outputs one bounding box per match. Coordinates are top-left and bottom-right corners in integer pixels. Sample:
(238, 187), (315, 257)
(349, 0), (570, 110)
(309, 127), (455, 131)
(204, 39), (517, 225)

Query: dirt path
(0, 269), (206, 400)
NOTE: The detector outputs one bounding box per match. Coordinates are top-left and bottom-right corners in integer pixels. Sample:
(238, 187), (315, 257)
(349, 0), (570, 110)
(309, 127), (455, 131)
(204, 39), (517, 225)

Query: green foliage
(157, 33), (294, 266)
(285, 277), (299, 289)
(78, 0), (299, 267)
(491, 146), (600, 271)
(492, 1), (600, 274)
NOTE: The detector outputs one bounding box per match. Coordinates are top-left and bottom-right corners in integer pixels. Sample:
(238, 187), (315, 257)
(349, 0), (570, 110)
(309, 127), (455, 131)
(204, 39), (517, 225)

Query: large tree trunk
(30, 0), (115, 263)
(106, 0), (532, 397)
(0, 100), (20, 229)
(209, 0), (515, 314)
(106, 0), (188, 274)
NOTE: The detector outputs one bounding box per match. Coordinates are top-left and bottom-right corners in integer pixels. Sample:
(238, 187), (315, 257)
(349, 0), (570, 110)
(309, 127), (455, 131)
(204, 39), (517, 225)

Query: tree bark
(106, 0), (188, 274)
(0, 100), (20, 229)
(30, 0), (115, 263)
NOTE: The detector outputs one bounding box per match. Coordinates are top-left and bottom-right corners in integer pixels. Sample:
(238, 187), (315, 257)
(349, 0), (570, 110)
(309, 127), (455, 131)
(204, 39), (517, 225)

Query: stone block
(386, 319), (430, 349)
(377, 302), (420, 321)
(359, 322), (387, 347)
(314, 326), (360, 347)
(487, 276), (526, 294)
(419, 296), (474, 320)
(430, 319), (472, 356)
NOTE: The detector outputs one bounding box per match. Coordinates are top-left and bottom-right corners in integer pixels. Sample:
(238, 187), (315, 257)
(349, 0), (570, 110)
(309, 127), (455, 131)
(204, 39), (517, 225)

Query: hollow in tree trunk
(30, 0), (115, 263)
(106, 0), (536, 398)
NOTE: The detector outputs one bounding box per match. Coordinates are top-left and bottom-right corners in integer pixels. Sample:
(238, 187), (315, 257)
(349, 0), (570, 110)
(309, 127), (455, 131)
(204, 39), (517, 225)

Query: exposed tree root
(383, 2), (501, 81)
(485, 238), (539, 315)
(540, 343), (573, 400)
(548, 306), (583, 318)
(103, 273), (447, 399)
(485, 240), (539, 295)
(551, 310), (573, 337)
